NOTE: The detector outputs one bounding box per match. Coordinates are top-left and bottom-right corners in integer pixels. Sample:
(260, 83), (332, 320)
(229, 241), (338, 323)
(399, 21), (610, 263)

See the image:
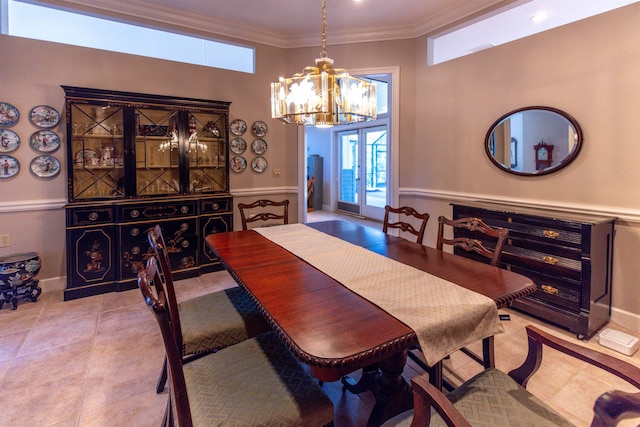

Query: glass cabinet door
(70, 104), (125, 200)
(134, 107), (181, 197)
(187, 111), (227, 193)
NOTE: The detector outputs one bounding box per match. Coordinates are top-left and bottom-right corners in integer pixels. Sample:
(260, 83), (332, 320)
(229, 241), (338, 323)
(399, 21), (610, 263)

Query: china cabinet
(451, 202), (615, 339)
(63, 86), (233, 300)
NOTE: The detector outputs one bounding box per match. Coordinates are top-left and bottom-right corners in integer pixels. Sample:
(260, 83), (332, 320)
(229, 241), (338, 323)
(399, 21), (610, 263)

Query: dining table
(204, 220), (536, 426)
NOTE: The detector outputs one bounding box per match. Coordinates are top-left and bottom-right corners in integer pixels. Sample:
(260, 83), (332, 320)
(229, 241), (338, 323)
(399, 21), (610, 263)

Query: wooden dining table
(204, 220), (536, 426)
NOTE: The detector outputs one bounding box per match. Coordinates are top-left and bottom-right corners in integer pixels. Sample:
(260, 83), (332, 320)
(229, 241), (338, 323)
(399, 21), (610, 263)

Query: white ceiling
(28, 0), (638, 50)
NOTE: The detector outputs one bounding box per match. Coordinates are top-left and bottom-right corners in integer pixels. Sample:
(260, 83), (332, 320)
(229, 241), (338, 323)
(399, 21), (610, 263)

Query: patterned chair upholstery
(148, 225), (271, 393)
(384, 325), (640, 427)
(138, 258), (335, 427)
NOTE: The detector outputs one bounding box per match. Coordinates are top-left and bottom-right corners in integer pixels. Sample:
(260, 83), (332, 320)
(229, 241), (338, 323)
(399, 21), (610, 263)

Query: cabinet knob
(542, 255), (559, 265)
(541, 284), (559, 295)
(89, 212), (98, 221)
(543, 230), (560, 239)
(212, 203), (219, 210)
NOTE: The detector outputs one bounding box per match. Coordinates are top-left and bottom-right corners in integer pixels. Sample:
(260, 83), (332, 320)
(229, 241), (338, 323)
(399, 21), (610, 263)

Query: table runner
(255, 223), (504, 366)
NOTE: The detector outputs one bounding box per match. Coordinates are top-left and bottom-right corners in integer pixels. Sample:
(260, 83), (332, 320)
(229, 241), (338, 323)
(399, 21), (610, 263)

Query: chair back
(382, 205), (430, 244)
(148, 225), (184, 353)
(238, 199), (289, 230)
(436, 216), (508, 266)
(138, 260), (194, 427)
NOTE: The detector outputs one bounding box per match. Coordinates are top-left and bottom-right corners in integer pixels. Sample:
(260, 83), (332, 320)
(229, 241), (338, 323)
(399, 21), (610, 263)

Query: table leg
(341, 350), (414, 427)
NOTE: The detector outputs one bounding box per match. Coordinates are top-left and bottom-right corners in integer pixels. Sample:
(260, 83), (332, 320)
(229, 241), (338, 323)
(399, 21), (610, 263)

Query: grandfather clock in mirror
(63, 86), (233, 300)
(534, 141), (553, 171)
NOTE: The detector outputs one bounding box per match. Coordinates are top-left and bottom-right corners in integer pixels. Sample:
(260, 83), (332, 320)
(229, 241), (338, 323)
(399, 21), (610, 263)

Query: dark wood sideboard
(452, 202), (616, 339)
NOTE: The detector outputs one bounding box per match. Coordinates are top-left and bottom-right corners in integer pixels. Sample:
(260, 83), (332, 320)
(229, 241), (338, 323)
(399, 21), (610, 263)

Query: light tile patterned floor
(0, 212), (638, 426)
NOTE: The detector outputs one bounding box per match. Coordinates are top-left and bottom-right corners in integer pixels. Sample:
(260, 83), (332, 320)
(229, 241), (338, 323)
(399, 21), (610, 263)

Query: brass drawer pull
(541, 284), (559, 295)
(542, 255), (559, 265)
(543, 230), (560, 239)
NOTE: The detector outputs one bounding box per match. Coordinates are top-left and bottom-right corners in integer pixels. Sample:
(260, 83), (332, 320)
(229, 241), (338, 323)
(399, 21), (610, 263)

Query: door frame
(298, 66), (400, 223)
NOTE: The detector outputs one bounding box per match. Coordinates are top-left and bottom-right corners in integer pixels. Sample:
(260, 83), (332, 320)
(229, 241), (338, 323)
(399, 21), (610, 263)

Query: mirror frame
(485, 106), (583, 176)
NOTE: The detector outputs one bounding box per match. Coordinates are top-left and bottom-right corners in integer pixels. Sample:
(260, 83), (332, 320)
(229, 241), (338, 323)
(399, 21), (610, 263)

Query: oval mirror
(485, 106), (583, 176)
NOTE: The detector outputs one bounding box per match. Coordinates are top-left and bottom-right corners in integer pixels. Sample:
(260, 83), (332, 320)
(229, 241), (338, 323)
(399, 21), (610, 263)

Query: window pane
(5, 0), (254, 73)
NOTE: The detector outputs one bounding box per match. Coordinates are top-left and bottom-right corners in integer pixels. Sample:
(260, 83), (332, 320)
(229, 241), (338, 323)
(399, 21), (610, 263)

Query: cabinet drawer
(454, 205), (584, 249)
(506, 264), (581, 312)
(119, 200), (197, 222)
(200, 197), (232, 214)
(66, 206), (114, 227)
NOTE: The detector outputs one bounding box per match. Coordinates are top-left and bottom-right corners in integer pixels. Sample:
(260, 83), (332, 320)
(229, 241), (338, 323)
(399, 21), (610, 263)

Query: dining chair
(138, 259), (335, 427)
(148, 225), (271, 393)
(436, 216), (508, 267)
(383, 325), (640, 427)
(238, 199), (289, 230)
(382, 205), (430, 244)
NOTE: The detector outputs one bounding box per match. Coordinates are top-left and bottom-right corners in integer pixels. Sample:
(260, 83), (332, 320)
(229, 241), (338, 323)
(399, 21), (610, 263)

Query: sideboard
(451, 202), (616, 339)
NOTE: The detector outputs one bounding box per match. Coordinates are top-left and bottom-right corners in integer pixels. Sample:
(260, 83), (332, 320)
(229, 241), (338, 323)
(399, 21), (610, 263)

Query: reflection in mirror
(485, 106), (583, 176)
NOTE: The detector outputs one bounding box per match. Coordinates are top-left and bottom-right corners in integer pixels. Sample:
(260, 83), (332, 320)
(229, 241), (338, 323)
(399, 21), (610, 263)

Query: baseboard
(39, 276), (66, 293)
(611, 307), (640, 335)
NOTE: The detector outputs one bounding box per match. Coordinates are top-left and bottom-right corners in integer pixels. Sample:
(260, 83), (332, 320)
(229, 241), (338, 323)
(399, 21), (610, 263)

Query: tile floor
(0, 212), (638, 426)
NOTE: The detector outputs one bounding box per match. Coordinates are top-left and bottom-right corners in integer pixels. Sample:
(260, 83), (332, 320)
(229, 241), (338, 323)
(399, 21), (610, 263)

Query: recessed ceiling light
(531, 11), (549, 23)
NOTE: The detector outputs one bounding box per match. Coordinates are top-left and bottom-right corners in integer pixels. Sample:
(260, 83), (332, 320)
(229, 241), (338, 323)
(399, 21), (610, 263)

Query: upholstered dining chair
(238, 199), (289, 230)
(382, 205), (430, 244)
(138, 259), (335, 427)
(384, 325), (640, 427)
(436, 216), (509, 267)
(148, 225), (270, 393)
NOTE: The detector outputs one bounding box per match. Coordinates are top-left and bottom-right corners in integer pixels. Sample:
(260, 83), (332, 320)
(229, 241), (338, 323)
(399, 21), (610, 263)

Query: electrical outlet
(272, 168), (281, 178)
(0, 234), (10, 247)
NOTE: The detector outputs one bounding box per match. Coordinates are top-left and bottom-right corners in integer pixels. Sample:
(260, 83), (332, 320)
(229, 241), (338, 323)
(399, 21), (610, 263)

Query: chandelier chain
(321, 0), (327, 58)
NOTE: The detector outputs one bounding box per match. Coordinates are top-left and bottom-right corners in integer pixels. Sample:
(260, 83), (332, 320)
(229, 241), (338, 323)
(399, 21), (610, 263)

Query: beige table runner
(255, 223), (504, 366)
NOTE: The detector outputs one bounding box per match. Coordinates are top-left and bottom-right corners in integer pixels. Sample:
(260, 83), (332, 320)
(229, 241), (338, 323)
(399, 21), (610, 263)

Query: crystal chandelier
(270, 0), (377, 127)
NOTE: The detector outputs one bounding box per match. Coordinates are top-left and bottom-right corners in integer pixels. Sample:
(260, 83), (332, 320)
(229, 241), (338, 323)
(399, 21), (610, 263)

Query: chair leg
(156, 356), (168, 393)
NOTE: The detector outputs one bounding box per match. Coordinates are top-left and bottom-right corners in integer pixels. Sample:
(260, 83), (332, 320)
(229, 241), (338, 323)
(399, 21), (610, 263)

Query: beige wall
(403, 4), (640, 328)
(1, 3), (638, 330)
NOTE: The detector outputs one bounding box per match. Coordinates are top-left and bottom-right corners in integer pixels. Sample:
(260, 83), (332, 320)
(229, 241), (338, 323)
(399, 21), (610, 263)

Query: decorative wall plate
(251, 120), (268, 137)
(251, 156), (268, 173)
(230, 137), (247, 154)
(230, 119), (247, 136)
(30, 130), (60, 153)
(230, 156), (247, 173)
(0, 129), (20, 153)
(30, 155), (61, 178)
(29, 105), (60, 129)
(251, 138), (267, 155)
(0, 155), (20, 178)
(0, 102), (20, 127)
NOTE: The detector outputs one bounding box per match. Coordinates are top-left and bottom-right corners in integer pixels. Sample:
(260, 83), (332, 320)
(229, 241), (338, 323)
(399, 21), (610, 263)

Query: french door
(336, 125), (388, 220)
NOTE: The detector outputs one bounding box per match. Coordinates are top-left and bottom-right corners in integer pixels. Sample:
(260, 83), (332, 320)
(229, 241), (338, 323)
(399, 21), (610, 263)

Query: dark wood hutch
(63, 86), (233, 300)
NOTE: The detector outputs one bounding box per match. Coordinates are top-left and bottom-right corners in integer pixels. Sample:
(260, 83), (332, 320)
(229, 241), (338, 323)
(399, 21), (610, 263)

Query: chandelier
(270, 0), (377, 127)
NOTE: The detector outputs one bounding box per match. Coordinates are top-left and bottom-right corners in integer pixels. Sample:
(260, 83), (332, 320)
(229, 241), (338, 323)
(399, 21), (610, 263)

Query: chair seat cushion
(434, 368), (575, 427)
(383, 368), (575, 427)
(179, 287), (270, 357)
(183, 331), (334, 427)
